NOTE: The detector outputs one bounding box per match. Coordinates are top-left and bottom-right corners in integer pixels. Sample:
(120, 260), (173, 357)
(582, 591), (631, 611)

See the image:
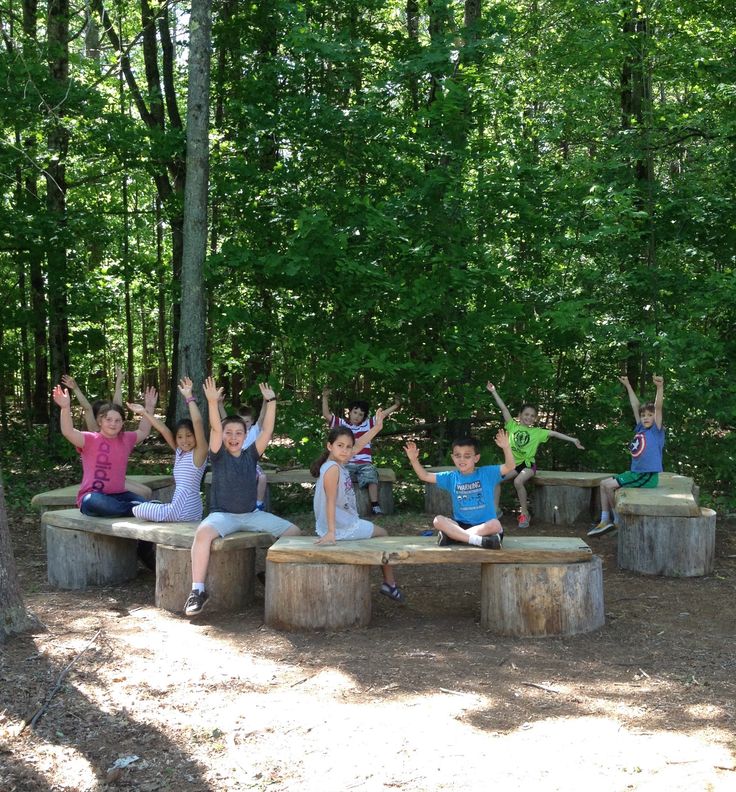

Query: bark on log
(265, 560), (371, 631)
(480, 557), (604, 636)
(155, 544), (256, 613)
(617, 507), (716, 577)
(46, 526), (138, 589)
(424, 483), (453, 516)
(532, 485), (593, 525)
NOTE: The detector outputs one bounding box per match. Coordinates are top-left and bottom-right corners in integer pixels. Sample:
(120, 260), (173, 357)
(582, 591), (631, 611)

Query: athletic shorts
(202, 509), (295, 538)
(503, 461), (536, 479)
(614, 471), (659, 488)
(346, 462), (379, 488)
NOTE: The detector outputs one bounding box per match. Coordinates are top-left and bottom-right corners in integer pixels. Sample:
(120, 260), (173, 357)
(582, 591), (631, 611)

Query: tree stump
(355, 481), (394, 517)
(265, 561), (372, 631)
(155, 544), (256, 613)
(532, 485), (593, 526)
(617, 507), (716, 577)
(480, 557), (604, 636)
(46, 525), (138, 589)
(424, 483), (453, 516)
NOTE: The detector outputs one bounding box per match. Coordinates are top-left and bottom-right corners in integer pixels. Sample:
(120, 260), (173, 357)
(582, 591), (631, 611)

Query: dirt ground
(1, 499), (735, 792)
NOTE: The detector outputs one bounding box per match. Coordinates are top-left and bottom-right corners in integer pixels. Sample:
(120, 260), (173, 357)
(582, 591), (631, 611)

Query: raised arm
(179, 377), (208, 466)
(321, 386), (333, 423)
(486, 382), (513, 423)
(113, 366), (124, 406)
(256, 394), (268, 429)
(403, 441), (437, 484)
(134, 387), (157, 444)
(61, 374), (96, 431)
(127, 402), (175, 450)
(52, 386), (86, 448)
(204, 377), (224, 453)
(382, 395), (401, 418)
(353, 409), (385, 456)
(495, 429), (517, 476)
(619, 376), (640, 424)
(652, 374), (664, 429)
(548, 431), (584, 450)
(254, 383), (277, 456)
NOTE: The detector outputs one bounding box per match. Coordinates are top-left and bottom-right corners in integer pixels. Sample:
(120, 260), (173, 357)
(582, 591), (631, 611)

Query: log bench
(41, 509), (273, 613)
(204, 467), (396, 517)
(31, 474), (176, 512)
(265, 535), (604, 637)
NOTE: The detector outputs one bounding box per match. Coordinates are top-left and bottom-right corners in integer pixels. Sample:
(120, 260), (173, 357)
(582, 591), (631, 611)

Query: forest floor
(1, 485), (735, 792)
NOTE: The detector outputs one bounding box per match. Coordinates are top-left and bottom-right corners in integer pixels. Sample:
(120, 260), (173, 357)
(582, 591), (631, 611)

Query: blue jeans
(80, 490), (145, 517)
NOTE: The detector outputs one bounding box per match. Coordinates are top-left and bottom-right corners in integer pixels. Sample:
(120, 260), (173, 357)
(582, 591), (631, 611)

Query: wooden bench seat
(31, 474), (176, 511)
(42, 509), (273, 613)
(265, 535), (604, 637)
(205, 467), (396, 517)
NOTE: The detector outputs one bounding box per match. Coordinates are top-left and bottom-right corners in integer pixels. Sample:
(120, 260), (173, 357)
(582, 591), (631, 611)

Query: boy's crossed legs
(433, 514), (503, 550)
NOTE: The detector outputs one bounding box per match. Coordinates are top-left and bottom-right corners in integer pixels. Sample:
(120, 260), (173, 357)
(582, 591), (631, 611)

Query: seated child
(310, 408), (404, 602)
(184, 378), (301, 617)
(127, 377), (208, 522)
(52, 383), (156, 517)
(218, 398), (269, 510)
(588, 374), (665, 537)
(62, 369), (153, 501)
(321, 387), (400, 515)
(487, 381), (584, 529)
(404, 430), (515, 548)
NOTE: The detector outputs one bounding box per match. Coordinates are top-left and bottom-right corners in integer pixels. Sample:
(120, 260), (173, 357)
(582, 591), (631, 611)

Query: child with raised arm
(588, 374), (665, 538)
(322, 387), (401, 515)
(310, 410), (404, 603)
(127, 377), (208, 523)
(52, 383), (156, 517)
(486, 382), (584, 529)
(404, 430), (515, 548)
(184, 378), (300, 617)
(61, 369), (152, 501)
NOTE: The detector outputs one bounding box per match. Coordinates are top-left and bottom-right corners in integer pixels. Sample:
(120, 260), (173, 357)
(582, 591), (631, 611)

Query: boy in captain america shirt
(588, 374), (665, 537)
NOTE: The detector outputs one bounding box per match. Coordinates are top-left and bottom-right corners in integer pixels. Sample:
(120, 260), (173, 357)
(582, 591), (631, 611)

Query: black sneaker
(184, 589), (209, 617)
(437, 531), (457, 547)
(481, 534), (502, 550)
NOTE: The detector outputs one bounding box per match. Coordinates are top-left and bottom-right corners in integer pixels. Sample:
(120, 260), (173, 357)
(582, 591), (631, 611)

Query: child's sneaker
(380, 582), (405, 603)
(184, 589), (209, 617)
(587, 521), (616, 537)
(517, 513), (530, 529)
(437, 531), (458, 547)
(480, 534), (502, 550)
(371, 504), (384, 515)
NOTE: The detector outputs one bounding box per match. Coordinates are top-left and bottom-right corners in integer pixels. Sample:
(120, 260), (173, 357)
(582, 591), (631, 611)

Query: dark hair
(519, 403), (538, 415)
(310, 426), (355, 477)
(237, 405), (255, 419)
(639, 402), (656, 415)
(95, 401), (125, 421)
(348, 399), (370, 417)
(222, 415), (246, 430)
(175, 418), (195, 434)
(451, 436), (480, 453)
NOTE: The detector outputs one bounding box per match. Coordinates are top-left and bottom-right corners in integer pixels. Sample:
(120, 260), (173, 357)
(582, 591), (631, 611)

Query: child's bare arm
(619, 376), (640, 424)
(404, 441), (437, 484)
(179, 377), (208, 466)
(495, 429), (517, 476)
(256, 395), (268, 429)
(315, 465), (339, 545)
(61, 374), (96, 431)
(352, 409), (385, 456)
(127, 402), (175, 450)
(113, 366), (124, 406)
(53, 386), (86, 447)
(204, 377), (224, 453)
(486, 382), (513, 423)
(548, 431), (584, 450)
(321, 387), (333, 422)
(134, 387), (157, 444)
(652, 374), (664, 429)
(382, 396), (401, 417)
(255, 383), (277, 456)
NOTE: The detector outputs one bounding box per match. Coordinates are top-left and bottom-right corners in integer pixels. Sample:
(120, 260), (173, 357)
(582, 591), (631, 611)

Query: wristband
(185, 396), (195, 404)
(266, 397), (277, 403)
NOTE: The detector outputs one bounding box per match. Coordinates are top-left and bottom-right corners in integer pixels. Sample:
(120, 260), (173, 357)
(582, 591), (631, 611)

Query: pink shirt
(76, 431), (138, 506)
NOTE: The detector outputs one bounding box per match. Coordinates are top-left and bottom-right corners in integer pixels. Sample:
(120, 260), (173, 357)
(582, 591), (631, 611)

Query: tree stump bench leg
(355, 482), (394, 518)
(617, 507), (716, 577)
(46, 525), (138, 589)
(424, 483), (453, 516)
(480, 557), (605, 636)
(532, 485), (593, 526)
(264, 561), (372, 631)
(155, 544), (257, 613)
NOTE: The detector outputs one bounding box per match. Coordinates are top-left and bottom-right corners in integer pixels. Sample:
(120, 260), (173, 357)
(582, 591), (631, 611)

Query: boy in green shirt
(487, 381), (584, 529)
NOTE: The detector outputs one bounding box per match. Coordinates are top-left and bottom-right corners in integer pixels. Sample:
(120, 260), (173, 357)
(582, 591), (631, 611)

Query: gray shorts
(202, 510), (294, 538)
(346, 462), (379, 489)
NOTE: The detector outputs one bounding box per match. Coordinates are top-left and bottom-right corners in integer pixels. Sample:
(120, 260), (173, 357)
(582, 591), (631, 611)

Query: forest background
(0, 0), (734, 509)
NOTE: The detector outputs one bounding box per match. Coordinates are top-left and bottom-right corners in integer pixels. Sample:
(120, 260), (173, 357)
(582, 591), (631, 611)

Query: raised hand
(126, 402), (146, 415)
(618, 375), (631, 388)
(486, 381), (496, 393)
(373, 408), (385, 430)
(572, 438), (585, 450)
(259, 382), (276, 401)
(494, 428), (510, 448)
(404, 440), (420, 462)
(322, 386), (331, 397)
(203, 376), (223, 402)
(143, 386), (158, 412)
(61, 374), (78, 391)
(52, 385), (71, 409)
(178, 377), (194, 399)
(652, 374), (664, 387)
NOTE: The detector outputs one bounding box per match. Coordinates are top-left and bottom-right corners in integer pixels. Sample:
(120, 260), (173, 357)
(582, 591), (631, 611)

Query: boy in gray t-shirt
(184, 378), (300, 617)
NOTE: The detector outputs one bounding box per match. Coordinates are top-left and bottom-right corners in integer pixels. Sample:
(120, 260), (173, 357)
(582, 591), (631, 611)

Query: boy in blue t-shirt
(588, 374), (665, 537)
(404, 429), (516, 548)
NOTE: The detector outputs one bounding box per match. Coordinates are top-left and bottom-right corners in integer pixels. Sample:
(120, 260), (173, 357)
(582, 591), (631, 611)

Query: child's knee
(371, 524), (388, 537)
(283, 524), (301, 536)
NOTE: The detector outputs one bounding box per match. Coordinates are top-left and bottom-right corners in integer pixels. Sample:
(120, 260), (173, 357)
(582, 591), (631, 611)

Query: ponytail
(309, 449), (330, 478)
(310, 426), (356, 477)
